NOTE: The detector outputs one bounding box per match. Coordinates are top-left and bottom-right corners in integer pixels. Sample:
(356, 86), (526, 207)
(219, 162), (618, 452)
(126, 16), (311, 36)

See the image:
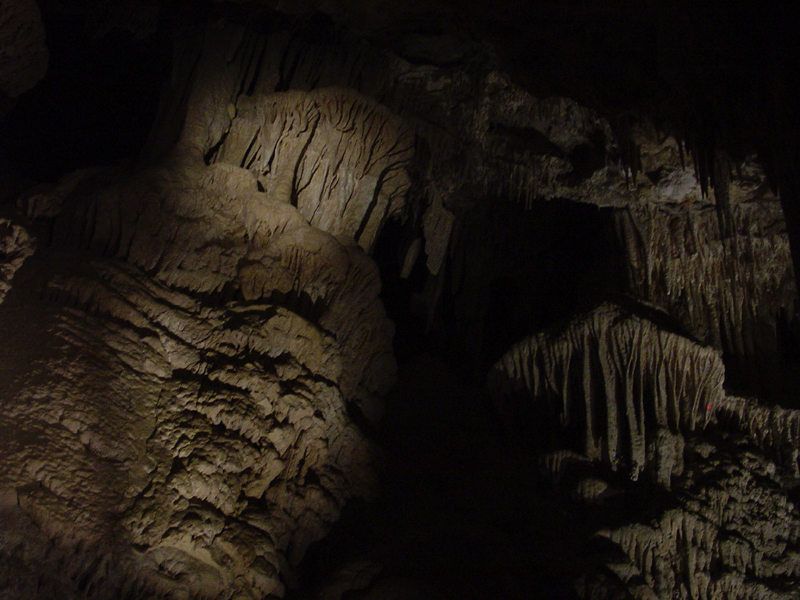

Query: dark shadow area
(295, 355), (590, 600)
(373, 198), (625, 380)
(0, 8), (171, 184)
(372, 216), (432, 362)
(440, 198), (624, 378)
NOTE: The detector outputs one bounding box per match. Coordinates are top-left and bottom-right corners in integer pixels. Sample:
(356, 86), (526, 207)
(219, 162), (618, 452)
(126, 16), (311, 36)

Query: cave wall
(2, 2), (800, 599)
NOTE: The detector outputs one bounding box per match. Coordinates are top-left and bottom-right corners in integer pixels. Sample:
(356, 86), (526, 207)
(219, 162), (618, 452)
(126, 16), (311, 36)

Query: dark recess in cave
(371, 216), (431, 361)
(0, 8), (170, 185)
(373, 198), (624, 378)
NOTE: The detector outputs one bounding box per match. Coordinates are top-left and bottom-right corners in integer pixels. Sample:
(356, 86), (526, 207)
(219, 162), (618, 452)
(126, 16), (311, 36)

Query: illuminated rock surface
(1, 2), (800, 599)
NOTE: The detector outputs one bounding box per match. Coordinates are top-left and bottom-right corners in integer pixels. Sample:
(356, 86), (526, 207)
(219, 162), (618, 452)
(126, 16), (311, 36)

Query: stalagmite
(1, 159), (390, 597)
(0, 29), (406, 597)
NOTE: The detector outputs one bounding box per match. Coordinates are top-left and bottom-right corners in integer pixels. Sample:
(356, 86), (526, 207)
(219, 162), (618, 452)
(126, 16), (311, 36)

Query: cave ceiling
(2, 1), (800, 599)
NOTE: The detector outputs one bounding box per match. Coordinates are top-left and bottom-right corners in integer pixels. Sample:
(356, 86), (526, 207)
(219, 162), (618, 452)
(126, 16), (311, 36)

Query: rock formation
(2, 2), (800, 599)
(490, 304), (800, 599)
(1, 140), (393, 600)
(0, 18), (403, 596)
(613, 159), (798, 402)
(489, 303), (722, 482)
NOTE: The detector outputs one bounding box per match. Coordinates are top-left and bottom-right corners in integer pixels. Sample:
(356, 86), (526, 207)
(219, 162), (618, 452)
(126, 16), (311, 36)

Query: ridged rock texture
(490, 304), (800, 599)
(489, 304), (722, 482)
(0, 20), (405, 598)
(3, 3), (800, 600)
(613, 161), (798, 403)
(0, 214), (34, 302)
(1, 168), (391, 599)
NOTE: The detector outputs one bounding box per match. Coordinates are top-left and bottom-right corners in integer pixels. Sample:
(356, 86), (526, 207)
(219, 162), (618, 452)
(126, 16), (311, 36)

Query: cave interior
(2, 1), (800, 599)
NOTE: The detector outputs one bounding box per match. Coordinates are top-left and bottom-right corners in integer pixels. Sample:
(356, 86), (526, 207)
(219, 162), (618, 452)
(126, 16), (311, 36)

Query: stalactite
(713, 148), (736, 245)
(716, 395), (800, 473)
(614, 200), (797, 402)
(488, 303), (724, 482)
(493, 300), (800, 600)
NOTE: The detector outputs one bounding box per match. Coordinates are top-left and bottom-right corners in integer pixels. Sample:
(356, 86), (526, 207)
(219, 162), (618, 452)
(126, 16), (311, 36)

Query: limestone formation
(145, 20), (653, 286)
(0, 215), (34, 302)
(490, 304), (800, 599)
(614, 192), (797, 402)
(0, 43), (401, 594)
(2, 4), (800, 600)
(489, 303), (723, 482)
(580, 435), (800, 600)
(213, 88), (414, 252)
(716, 395), (800, 473)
